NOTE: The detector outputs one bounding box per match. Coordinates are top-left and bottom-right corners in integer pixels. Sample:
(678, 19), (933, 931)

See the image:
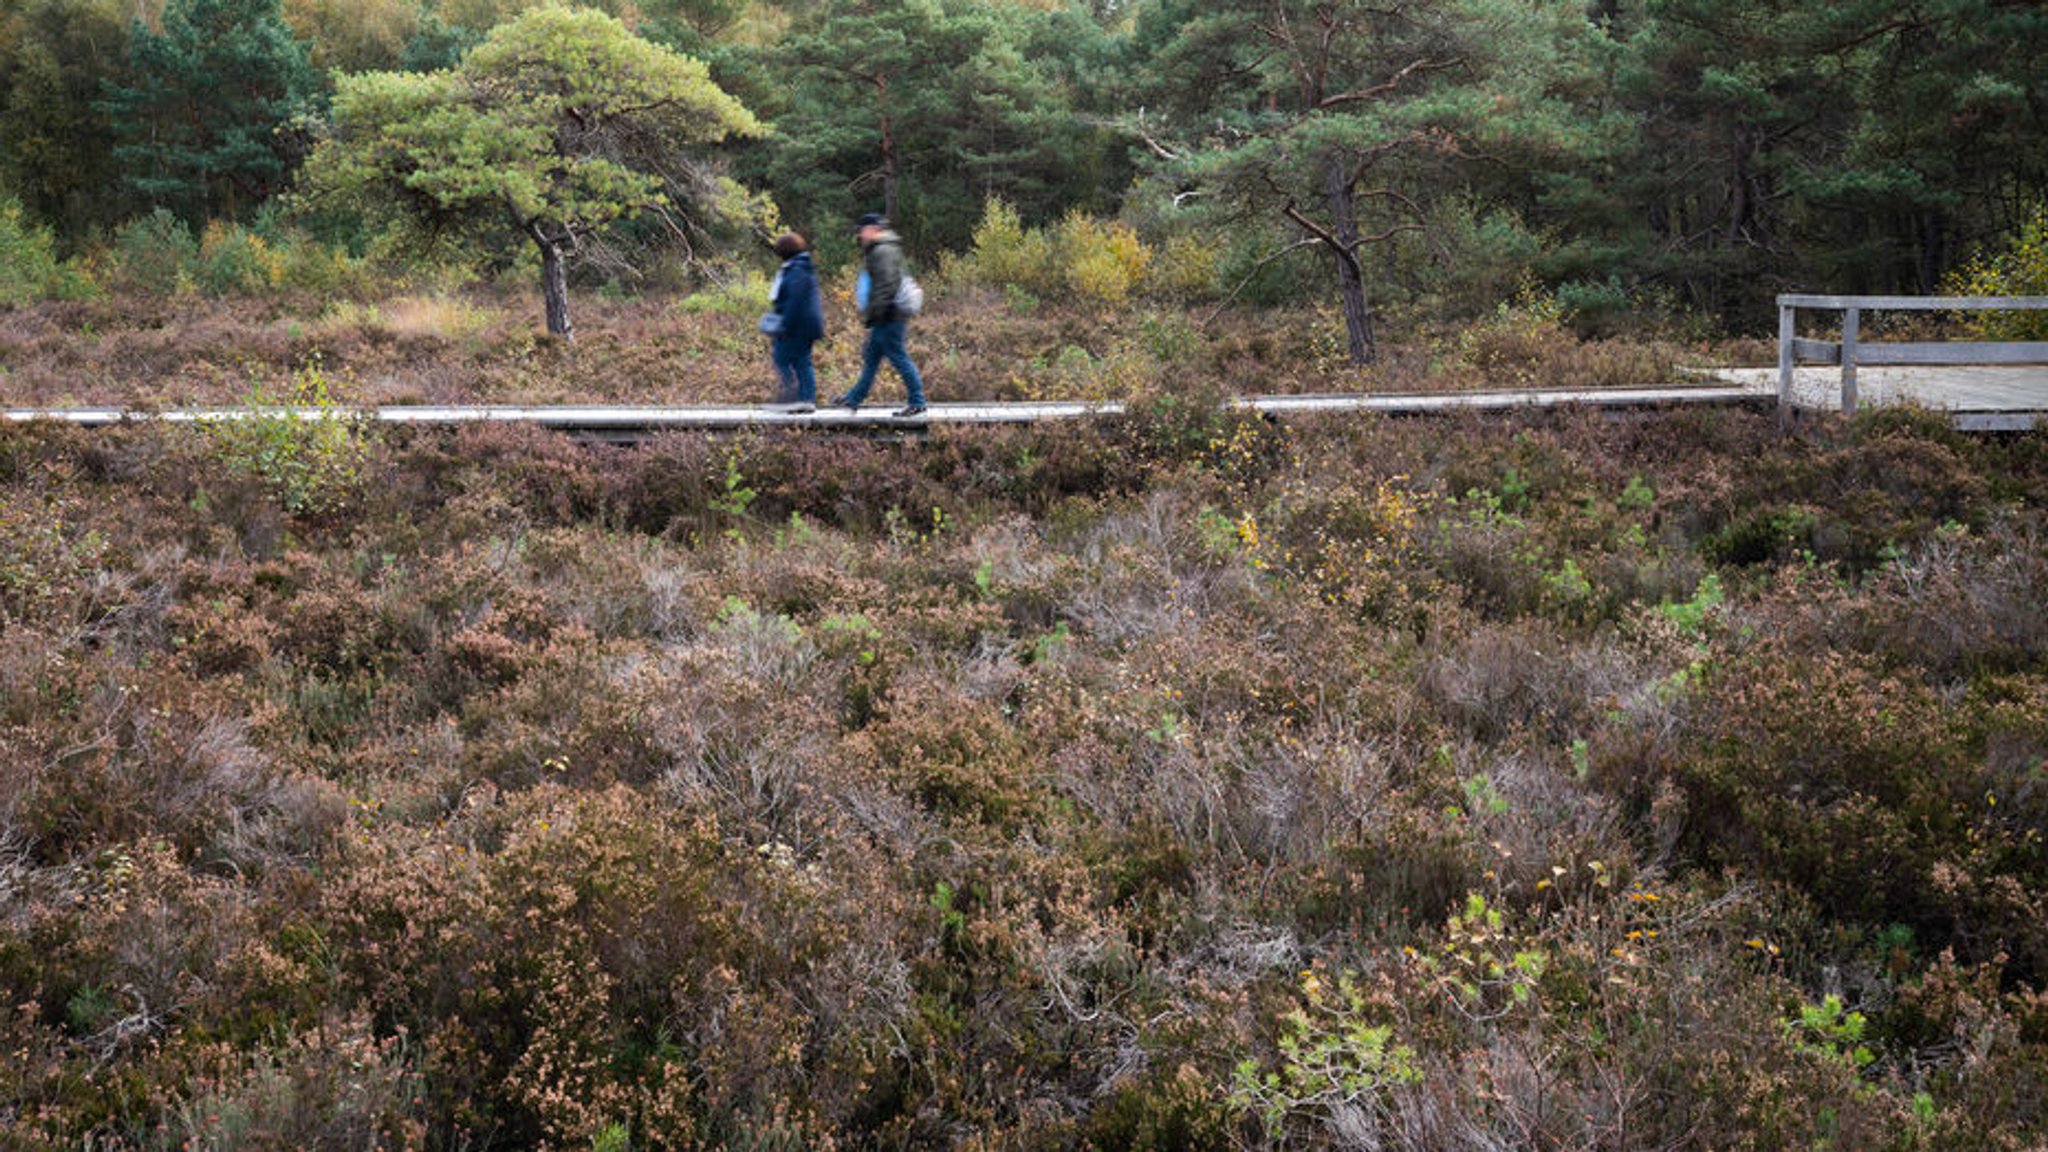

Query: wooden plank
(1778, 305), (1796, 415)
(1955, 412), (2045, 432)
(1842, 308), (1861, 412)
(1855, 342), (2048, 366)
(1779, 294), (2048, 311)
(1790, 338), (1841, 364)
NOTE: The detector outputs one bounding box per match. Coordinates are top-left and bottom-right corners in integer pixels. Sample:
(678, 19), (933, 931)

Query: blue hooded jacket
(771, 252), (825, 343)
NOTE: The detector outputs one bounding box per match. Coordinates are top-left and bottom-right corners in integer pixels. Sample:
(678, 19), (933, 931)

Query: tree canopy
(0, 0), (2042, 334)
(297, 4), (762, 338)
(98, 0), (320, 223)
(1127, 0), (1611, 361)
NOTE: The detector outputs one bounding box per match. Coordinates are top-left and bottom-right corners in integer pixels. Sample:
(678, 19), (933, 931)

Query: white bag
(896, 274), (924, 317)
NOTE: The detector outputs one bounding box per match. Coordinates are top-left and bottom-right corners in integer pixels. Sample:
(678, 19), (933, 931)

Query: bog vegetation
(5, 0), (2048, 1149)
(6, 348), (2048, 1147)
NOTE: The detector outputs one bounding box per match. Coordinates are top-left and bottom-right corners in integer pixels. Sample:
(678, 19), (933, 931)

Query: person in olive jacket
(765, 231), (825, 412)
(830, 212), (927, 418)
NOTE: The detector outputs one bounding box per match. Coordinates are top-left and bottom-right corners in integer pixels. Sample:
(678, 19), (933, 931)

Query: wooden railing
(1778, 294), (2048, 413)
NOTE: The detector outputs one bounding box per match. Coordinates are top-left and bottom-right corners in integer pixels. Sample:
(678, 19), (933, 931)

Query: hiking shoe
(827, 395), (859, 413)
(894, 404), (928, 418)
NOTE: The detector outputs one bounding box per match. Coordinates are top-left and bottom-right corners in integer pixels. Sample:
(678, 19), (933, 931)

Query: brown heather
(3, 290), (2048, 1150)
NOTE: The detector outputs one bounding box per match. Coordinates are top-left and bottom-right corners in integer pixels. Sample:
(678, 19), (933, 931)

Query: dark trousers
(772, 337), (817, 403)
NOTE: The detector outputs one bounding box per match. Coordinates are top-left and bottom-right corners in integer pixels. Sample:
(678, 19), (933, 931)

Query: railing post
(1840, 306), (1859, 414)
(1777, 300), (1796, 423)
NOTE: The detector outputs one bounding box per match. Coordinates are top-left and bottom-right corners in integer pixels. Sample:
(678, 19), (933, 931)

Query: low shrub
(0, 196), (95, 305)
(196, 222), (284, 297)
(1620, 642), (2047, 975)
(965, 199), (1157, 307)
(111, 209), (201, 294)
(966, 197), (1059, 296)
(1944, 201), (2048, 340)
(201, 356), (378, 518)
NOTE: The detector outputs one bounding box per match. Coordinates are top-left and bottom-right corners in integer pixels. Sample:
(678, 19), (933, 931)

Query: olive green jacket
(860, 229), (906, 326)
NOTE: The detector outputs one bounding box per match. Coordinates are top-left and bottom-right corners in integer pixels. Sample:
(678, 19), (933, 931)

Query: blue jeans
(771, 337), (817, 403)
(843, 322), (925, 408)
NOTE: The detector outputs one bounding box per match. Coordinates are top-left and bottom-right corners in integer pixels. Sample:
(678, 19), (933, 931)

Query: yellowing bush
(199, 221), (286, 296)
(1152, 232), (1220, 301)
(1057, 210), (1152, 306)
(1945, 203), (2048, 340)
(970, 199), (1161, 305)
(969, 198), (1059, 295)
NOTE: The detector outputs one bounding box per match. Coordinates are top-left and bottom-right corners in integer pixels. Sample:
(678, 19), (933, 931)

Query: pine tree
(100, 0), (319, 223)
(1129, 0), (1608, 362)
(297, 5), (763, 340)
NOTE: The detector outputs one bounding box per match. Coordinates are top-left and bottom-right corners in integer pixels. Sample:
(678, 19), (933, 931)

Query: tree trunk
(877, 78), (899, 222)
(1324, 161), (1376, 364)
(535, 230), (574, 341)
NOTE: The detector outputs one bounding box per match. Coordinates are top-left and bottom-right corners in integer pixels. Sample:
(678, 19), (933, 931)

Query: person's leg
(791, 339), (818, 404)
(840, 328), (884, 407)
(876, 322), (925, 407)
(771, 339), (801, 403)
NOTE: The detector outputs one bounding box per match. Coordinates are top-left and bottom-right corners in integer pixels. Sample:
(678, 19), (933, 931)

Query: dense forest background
(3, 0), (2046, 342)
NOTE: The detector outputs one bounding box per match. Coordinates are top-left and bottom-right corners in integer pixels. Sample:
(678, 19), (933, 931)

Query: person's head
(773, 231), (808, 260)
(855, 212), (887, 243)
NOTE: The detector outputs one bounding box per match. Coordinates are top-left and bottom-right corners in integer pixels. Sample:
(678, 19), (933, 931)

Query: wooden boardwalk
(6, 368), (2043, 436)
(3, 382), (1769, 439)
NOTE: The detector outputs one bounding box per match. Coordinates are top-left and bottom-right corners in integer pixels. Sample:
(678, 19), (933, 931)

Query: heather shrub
(848, 682), (1043, 832)
(1628, 643), (2044, 972)
(1420, 618), (1611, 743)
(456, 636), (677, 792)
(8, 308), (2048, 1147)
(1443, 285), (1681, 389)
(1082, 1062), (1237, 1150)
(145, 1014), (426, 1151)
(0, 488), (112, 627)
(317, 785), (813, 1146)
(1450, 287), (1573, 386)
(1836, 516), (2048, 681)
(1700, 409), (1990, 573)
(1422, 486), (1550, 619)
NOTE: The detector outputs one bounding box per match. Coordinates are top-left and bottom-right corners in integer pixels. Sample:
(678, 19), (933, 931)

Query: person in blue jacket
(764, 232), (825, 413)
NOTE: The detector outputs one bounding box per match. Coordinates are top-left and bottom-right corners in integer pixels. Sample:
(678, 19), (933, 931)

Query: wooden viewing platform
(1765, 294), (2048, 429)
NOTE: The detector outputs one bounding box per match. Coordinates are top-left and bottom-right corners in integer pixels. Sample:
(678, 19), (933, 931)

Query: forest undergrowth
(2, 298), (2045, 1150)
